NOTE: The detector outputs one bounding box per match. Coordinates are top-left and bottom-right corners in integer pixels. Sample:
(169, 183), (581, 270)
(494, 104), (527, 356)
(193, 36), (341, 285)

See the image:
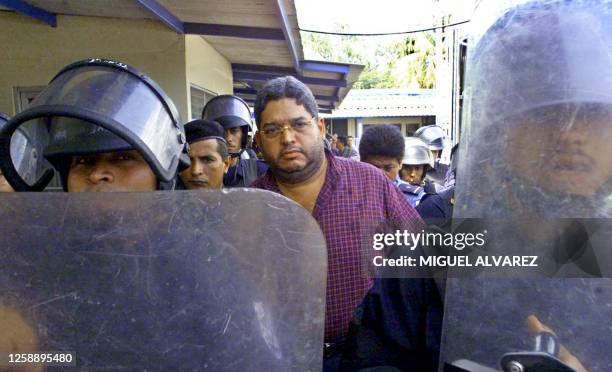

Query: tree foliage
(301, 24), (439, 89)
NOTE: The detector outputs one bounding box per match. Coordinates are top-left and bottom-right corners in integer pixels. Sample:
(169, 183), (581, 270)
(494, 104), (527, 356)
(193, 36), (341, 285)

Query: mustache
(280, 146), (305, 155)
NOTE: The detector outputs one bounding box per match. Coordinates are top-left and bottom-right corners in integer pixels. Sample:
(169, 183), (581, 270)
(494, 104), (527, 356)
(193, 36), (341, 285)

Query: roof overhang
(0, 0), (364, 113)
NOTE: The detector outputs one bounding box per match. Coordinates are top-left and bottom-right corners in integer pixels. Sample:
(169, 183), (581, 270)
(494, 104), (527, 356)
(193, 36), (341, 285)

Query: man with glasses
(251, 76), (423, 370)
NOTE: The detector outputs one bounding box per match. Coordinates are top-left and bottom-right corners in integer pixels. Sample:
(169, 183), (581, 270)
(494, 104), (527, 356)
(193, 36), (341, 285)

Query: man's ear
(223, 157), (231, 174)
(317, 117), (326, 137)
(255, 130), (262, 149)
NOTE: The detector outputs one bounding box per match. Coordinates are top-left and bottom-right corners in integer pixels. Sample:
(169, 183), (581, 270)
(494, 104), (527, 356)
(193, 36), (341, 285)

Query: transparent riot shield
(0, 189), (326, 370)
(440, 278), (612, 371)
(441, 0), (612, 369)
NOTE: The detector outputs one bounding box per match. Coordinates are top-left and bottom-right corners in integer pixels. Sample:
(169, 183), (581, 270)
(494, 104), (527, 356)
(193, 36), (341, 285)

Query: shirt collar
(262, 148), (336, 215)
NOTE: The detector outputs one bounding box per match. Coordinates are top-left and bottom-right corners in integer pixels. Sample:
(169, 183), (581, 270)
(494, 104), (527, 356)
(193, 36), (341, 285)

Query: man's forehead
(261, 98), (312, 121)
(189, 139), (220, 153)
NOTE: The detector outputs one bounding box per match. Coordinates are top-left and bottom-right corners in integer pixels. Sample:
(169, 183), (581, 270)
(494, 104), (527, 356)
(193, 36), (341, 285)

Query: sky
(295, 0), (477, 34)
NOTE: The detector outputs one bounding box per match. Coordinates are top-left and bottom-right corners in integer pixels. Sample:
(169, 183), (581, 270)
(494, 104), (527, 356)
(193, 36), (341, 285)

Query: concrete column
(356, 117), (363, 139)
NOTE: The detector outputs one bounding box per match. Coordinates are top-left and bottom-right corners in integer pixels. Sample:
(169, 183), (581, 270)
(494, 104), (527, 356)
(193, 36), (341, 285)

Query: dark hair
(184, 119), (228, 159)
(337, 135), (348, 146)
(254, 76), (318, 125)
(359, 124), (405, 161)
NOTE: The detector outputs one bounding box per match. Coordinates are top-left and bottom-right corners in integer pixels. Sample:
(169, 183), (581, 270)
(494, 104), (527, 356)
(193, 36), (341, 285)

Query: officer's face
(431, 150), (440, 161)
(225, 127), (242, 153)
(506, 104), (612, 196)
(363, 156), (401, 181)
(67, 150), (157, 192)
(400, 164), (425, 185)
(180, 139), (229, 189)
(0, 171), (14, 192)
(256, 98), (325, 184)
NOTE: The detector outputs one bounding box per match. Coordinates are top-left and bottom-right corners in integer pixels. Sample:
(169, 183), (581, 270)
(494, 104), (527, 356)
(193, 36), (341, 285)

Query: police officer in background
(398, 137), (436, 207)
(343, 0), (612, 370)
(202, 95), (267, 187)
(179, 120), (230, 190)
(414, 124), (450, 191)
(0, 59), (188, 192)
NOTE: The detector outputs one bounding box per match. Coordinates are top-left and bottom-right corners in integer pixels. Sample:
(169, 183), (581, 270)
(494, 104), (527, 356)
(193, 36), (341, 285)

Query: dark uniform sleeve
(416, 194), (446, 219)
(341, 277), (444, 371)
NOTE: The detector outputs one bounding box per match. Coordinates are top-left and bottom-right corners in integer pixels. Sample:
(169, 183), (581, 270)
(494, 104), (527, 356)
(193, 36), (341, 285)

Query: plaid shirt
(251, 151), (424, 339)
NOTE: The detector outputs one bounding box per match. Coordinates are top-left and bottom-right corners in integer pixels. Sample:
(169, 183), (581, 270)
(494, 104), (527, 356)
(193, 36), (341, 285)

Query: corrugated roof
(324, 89), (437, 118)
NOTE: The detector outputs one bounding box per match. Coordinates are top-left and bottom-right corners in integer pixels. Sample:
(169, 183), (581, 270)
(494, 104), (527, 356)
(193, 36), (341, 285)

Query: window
(422, 116), (436, 125)
(13, 86), (46, 113)
(326, 118), (348, 137)
(190, 85), (217, 120)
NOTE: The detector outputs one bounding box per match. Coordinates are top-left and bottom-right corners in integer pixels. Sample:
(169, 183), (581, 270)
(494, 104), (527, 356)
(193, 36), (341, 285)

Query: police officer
(0, 59), (188, 192)
(398, 137), (435, 207)
(343, 1), (612, 370)
(179, 120), (230, 190)
(418, 143), (458, 227)
(414, 124), (450, 191)
(202, 95), (267, 187)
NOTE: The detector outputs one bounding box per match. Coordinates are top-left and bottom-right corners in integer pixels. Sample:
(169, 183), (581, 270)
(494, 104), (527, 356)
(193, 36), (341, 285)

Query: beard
(263, 138), (326, 184)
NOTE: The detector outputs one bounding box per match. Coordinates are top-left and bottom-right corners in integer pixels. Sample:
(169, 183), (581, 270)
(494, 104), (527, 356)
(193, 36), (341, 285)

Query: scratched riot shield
(0, 190), (326, 370)
(440, 0), (612, 371)
(441, 279), (612, 372)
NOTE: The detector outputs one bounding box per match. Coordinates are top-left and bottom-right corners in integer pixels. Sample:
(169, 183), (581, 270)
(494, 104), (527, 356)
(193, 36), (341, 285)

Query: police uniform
(224, 149), (268, 187)
(395, 178), (426, 208)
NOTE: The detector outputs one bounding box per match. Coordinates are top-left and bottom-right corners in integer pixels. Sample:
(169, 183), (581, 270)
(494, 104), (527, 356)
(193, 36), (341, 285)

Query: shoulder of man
(417, 193), (447, 214)
(249, 170), (274, 190)
(341, 159), (424, 224)
(416, 193), (450, 227)
(397, 181), (423, 196)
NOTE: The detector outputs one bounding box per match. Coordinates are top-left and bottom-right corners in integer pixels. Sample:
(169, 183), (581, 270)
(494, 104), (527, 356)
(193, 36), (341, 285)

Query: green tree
(301, 25), (438, 89)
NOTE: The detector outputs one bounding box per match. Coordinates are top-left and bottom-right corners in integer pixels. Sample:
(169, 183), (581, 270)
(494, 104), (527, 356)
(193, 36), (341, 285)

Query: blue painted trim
(233, 71), (347, 87)
(135, 0), (184, 33)
(234, 88), (339, 102)
(300, 61), (350, 74)
(0, 0), (56, 27)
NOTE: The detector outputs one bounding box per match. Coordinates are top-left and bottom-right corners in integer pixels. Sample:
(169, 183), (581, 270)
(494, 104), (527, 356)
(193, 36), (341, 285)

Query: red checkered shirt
(251, 151), (424, 339)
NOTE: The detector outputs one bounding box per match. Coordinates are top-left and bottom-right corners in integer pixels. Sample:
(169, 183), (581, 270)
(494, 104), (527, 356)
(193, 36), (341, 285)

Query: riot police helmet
(202, 95), (252, 150)
(0, 59), (189, 191)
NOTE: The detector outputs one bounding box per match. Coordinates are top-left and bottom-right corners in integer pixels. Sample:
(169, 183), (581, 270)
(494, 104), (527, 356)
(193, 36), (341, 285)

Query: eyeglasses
(260, 118), (315, 139)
